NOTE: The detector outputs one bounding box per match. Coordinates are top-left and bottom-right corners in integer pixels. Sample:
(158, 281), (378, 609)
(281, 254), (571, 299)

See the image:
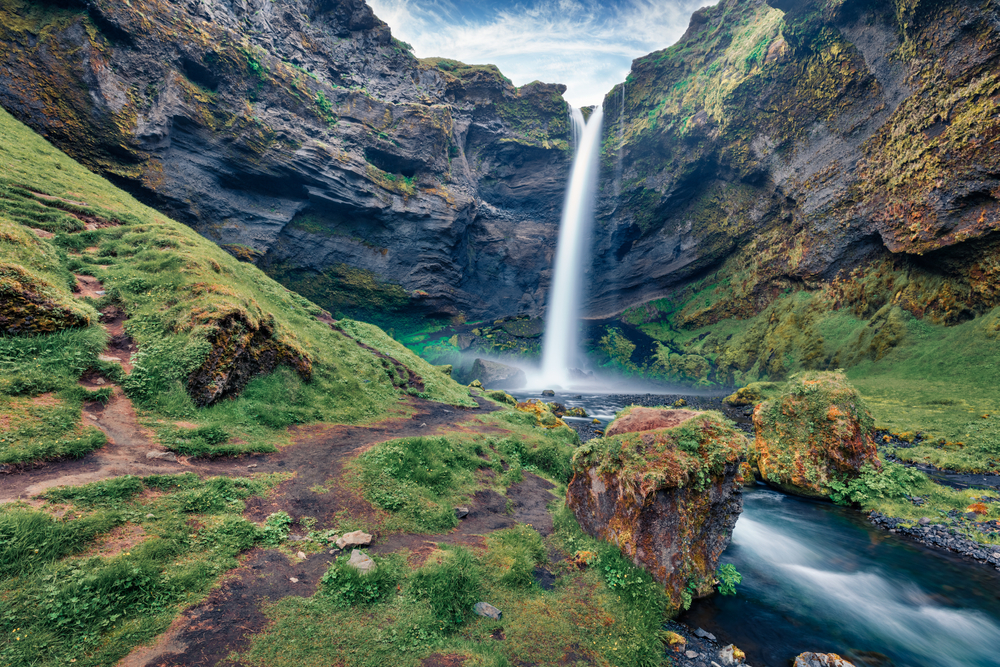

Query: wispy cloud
(367, 0), (716, 106)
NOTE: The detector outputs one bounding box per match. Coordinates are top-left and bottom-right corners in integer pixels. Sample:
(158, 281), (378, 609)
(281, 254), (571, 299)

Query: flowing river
(510, 390), (1000, 667)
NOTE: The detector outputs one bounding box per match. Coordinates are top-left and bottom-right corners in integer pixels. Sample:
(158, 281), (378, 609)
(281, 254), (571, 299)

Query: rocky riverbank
(869, 511), (1000, 571)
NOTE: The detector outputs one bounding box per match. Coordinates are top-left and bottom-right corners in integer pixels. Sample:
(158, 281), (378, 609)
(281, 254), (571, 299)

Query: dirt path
(107, 396), (572, 667)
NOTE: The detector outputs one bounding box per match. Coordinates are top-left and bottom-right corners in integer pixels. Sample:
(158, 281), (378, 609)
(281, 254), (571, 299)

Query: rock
(567, 412), (749, 611)
(794, 653), (857, 667)
(694, 628), (716, 641)
(336, 530), (373, 549)
(346, 549), (376, 574)
(469, 358), (527, 390)
(664, 631), (686, 646)
(289, 577), (299, 583)
(753, 372), (880, 498)
(469, 380), (484, 389)
(247, 464), (258, 469)
(473, 602), (502, 620)
(146, 450), (178, 462)
(564, 407), (588, 418)
(685, 651), (699, 659)
(541, 389), (556, 396)
(455, 507), (469, 519)
(435, 364), (453, 377)
(296, 551), (307, 559)
(724, 382), (780, 407)
(672, 398), (688, 407)
(719, 644), (746, 665)
(605, 406), (700, 437)
(145, 513), (156, 519)
(485, 390), (517, 406)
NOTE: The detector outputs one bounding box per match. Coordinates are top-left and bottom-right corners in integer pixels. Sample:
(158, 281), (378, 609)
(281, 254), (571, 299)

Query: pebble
(296, 551), (306, 559)
(455, 506), (469, 519)
(289, 577), (298, 583)
(145, 513), (156, 519)
(474, 602), (502, 620)
(247, 464), (257, 469)
(685, 651), (699, 659)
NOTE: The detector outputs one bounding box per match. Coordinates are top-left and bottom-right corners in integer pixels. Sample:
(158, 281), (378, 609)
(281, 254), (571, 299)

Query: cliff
(0, 0), (572, 322)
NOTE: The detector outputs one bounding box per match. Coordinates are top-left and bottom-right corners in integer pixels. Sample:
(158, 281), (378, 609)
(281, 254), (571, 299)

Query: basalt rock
(566, 409), (749, 610)
(468, 358), (526, 390)
(753, 371), (880, 498)
(794, 653), (856, 667)
(0, 0), (572, 321)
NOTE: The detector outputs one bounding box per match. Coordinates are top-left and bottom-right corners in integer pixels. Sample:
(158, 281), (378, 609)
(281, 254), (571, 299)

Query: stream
(510, 389), (1000, 667)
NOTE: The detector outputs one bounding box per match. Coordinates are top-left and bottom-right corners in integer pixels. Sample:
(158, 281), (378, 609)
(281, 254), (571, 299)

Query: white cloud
(367, 0), (716, 106)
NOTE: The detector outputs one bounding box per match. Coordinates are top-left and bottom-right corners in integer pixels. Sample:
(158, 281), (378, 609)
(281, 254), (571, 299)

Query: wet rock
(346, 549), (375, 574)
(694, 628), (716, 641)
(605, 406), (700, 437)
(567, 412), (749, 610)
(336, 530), (372, 549)
(719, 644), (747, 665)
(473, 602), (502, 620)
(541, 389), (556, 396)
(753, 372), (880, 498)
(685, 651), (699, 659)
(794, 653), (856, 667)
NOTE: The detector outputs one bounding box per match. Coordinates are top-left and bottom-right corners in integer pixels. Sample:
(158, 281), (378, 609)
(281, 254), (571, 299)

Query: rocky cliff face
(596, 0), (1000, 322)
(0, 0), (572, 320)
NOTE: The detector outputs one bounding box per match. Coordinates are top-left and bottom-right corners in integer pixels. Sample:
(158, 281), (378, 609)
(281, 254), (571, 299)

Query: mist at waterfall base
(531, 105), (604, 390)
(684, 489), (1000, 667)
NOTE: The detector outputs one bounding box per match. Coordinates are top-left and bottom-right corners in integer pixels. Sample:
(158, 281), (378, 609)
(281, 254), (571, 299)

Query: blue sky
(367, 0), (716, 106)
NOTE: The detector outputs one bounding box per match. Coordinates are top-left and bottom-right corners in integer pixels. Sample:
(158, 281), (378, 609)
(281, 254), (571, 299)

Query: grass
(0, 104), (478, 465)
(0, 472), (287, 667)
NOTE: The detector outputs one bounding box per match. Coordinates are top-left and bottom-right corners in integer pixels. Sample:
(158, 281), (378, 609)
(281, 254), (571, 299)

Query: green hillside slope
(0, 105), (473, 465)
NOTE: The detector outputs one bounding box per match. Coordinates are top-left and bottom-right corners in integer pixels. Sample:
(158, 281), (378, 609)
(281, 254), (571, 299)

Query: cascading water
(539, 105), (604, 386)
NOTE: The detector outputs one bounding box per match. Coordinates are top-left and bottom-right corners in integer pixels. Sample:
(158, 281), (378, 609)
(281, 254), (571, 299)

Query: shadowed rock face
(567, 409), (748, 609)
(0, 0), (572, 319)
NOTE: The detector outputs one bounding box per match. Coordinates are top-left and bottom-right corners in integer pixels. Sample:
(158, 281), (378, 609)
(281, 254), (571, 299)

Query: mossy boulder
(724, 382), (781, 407)
(566, 410), (750, 611)
(752, 371), (880, 498)
(605, 406), (701, 437)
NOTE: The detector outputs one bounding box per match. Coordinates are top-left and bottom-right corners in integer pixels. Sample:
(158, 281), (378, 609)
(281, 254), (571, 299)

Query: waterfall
(539, 105), (604, 386)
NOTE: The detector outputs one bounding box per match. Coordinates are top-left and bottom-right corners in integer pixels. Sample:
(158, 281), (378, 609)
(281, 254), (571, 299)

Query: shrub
(319, 553), (403, 607)
(828, 461), (923, 506)
(261, 511), (293, 546)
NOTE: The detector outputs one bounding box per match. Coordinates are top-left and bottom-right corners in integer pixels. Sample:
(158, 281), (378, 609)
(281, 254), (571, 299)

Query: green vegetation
(0, 104), (475, 466)
(0, 473), (285, 667)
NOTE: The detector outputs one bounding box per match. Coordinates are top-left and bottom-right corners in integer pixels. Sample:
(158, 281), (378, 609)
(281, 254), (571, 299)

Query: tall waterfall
(539, 105), (604, 386)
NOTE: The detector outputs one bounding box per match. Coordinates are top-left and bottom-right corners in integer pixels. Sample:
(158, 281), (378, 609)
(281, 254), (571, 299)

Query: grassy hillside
(0, 104), (473, 465)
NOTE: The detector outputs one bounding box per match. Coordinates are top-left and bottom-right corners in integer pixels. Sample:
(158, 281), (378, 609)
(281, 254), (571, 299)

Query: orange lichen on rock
(604, 406), (699, 437)
(753, 371), (880, 498)
(566, 409), (750, 611)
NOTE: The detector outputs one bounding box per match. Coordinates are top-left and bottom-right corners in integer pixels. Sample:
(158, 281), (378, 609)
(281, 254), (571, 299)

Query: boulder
(566, 411), (749, 611)
(605, 406), (700, 437)
(753, 372), (880, 498)
(335, 530), (373, 549)
(794, 653), (856, 667)
(469, 358), (527, 389)
(473, 601), (502, 620)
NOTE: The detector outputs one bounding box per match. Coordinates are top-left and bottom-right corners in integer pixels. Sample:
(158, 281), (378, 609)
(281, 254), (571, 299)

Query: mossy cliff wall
(0, 0), (573, 321)
(590, 0), (1000, 388)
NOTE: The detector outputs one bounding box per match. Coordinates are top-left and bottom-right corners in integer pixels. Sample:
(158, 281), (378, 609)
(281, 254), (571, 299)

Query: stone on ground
(753, 371), (880, 498)
(566, 409), (749, 611)
(473, 602), (502, 620)
(347, 549), (376, 574)
(719, 644), (747, 665)
(469, 358), (527, 389)
(336, 530), (372, 549)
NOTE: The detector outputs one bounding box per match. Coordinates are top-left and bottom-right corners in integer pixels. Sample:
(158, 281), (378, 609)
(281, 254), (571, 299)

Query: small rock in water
(694, 628), (716, 641)
(347, 549), (376, 574)
(455, 507), (470, 519)
(541, 390), (555, 397)
(719, 644), (747, 665)
(473, 601), (502, 620)
(336, 530), (373, 549)
(685, 650), (700, 659)
(794, 653), (857, 667)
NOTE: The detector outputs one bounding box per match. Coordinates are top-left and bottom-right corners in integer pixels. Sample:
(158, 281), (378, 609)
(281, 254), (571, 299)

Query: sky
(366, 0), (717, 107)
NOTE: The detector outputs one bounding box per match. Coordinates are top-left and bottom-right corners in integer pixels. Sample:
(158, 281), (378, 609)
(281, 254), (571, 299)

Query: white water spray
(539, 106), (604, 386)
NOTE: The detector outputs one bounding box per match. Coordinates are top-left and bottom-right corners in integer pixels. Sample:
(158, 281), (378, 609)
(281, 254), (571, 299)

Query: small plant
(261, 511), (293, 546)
(828, 461), (923, 506)
(715, 563), (742, 596)
(319, 553), (402, 607)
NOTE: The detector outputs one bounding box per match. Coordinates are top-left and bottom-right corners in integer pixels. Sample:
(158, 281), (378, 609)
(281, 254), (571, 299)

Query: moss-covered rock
(753, 371), (880, 498)
(724, 382), (781, 407)
(566, 410), (749, 611)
